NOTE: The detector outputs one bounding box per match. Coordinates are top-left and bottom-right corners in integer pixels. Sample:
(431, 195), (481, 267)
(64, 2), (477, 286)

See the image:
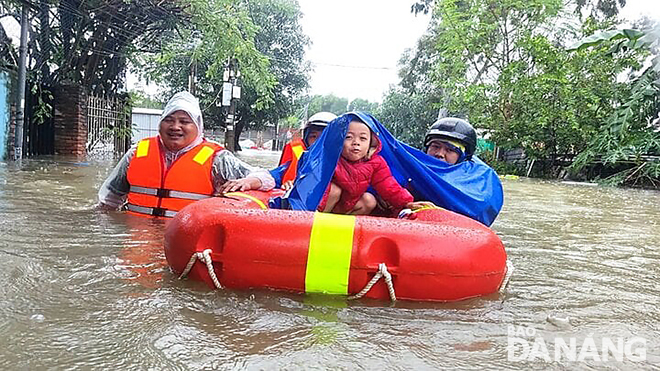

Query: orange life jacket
(280, 138), (306, 184)
(126, 137), (223, 217)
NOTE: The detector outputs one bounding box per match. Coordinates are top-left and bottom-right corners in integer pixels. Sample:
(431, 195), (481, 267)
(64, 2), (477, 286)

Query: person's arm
(268, 162), (292, 189)
(370, 156), (414, 210)
(211, 150), (275, 194)
(97, 147), (136, 209)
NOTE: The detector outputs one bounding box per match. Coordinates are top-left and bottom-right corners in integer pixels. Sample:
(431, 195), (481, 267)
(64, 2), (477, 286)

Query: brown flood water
(0, 150), (657, 369)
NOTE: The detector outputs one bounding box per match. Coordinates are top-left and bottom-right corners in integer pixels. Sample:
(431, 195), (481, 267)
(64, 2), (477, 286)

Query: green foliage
(376, 88), (438, 148)
(279, 115), (300, 130)
(306, 94), (349, 116)
(235, 0), (309, 130)
(138, 0), (276, 113)
(483, 31), (640, 161)
(21, 0), (185, 94)
(29, 83), (52, 125)
(386, 0), (656, 186)
(128, 90), (163, 109)
(137, 0), (308, 150)
(483, 154), (526, 176)
(348, 98), (379, 113)
(569, 24), (660, 187)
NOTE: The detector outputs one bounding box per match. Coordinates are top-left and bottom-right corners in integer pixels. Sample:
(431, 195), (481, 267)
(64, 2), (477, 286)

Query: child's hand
(218, 177), (262, 194)
(281, 180), (294, 190)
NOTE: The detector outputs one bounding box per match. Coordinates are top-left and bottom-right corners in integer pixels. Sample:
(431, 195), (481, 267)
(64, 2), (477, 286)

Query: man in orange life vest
(273, 111), (337, 189)
(97, 91), (274, 217)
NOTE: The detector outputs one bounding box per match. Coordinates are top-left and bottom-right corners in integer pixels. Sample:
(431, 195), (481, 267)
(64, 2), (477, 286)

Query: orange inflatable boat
(164, 191), (509, 302)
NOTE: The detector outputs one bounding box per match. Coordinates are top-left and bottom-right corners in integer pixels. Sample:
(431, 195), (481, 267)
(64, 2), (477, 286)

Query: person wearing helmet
(222, 112), (339, 193)
(275, 112), (338, 189)
(423, 117), (477, 164)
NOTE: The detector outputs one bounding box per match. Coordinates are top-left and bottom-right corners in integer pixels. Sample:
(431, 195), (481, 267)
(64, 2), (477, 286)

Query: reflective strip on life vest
(129, 186), (212, 201)
(223, 192), (268, 210)
(126, 203), (178, 218)
(193, 146), (215, 165)
(136, 140), (150, 158)
(291, 144), (304, 160)
(305, 212), (356, 295)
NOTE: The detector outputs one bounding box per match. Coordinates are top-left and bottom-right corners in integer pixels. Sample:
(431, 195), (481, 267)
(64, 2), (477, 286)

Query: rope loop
(177, 249), (223, 290)
(348, 263), (396, 302)
(499, 259), (514, 293)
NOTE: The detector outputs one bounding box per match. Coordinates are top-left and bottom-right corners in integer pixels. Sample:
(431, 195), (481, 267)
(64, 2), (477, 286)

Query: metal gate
(87, 94), (131, 154)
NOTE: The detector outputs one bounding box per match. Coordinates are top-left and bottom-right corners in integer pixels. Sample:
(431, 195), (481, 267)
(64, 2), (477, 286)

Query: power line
(309, 61), (395, 70)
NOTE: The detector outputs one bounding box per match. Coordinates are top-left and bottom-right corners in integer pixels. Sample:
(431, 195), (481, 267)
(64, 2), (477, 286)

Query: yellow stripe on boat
(305, 212), (355, 294)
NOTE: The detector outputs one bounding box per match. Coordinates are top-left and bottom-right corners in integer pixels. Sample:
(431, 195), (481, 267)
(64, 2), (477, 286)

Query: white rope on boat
(348, 263), (396, 302)
(178, 249), (223, 289)
(499, 259), (514, 293)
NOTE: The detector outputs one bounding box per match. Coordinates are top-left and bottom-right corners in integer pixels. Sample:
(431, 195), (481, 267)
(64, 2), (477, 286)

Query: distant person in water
(274, 111), (338, 190)
(317, 119), (417, 215)
(228, 111), (339, 192)
(97, 91), (273, 217)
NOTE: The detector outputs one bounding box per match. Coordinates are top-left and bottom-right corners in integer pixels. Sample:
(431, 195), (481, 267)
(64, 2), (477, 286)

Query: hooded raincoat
(98, 92), (273, 209)
(270, 112), (503, 226)
(317, 128), (413, 213)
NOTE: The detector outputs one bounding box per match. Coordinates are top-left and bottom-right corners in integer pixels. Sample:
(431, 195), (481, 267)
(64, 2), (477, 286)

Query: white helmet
(305, 112), (337, 129)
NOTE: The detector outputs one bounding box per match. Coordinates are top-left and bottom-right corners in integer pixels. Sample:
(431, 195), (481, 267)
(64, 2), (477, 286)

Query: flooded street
(0, 152), (658, 369)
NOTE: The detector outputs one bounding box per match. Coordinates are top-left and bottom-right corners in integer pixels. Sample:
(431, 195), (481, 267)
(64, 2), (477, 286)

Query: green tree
(570, 25), (660, 187)
(378, 29), (450, 148)
(0, 0), (186, 94)
(376, 88), (438, 148)
(396, 0), (649, 176)
(137, 0), (275, 119)
(137, 0), (308, 150)
(348, 98), (379, 113)
(233, 0), (310, 149)
(129, 90), (163, 109)
(306, 94), (349, 115)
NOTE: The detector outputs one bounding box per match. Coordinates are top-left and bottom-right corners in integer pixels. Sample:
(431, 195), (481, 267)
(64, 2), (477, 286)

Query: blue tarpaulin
(270, 112), (503, 226)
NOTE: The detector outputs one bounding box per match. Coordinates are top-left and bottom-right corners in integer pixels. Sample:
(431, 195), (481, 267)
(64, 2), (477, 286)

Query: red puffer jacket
(318, 152), (413, 214)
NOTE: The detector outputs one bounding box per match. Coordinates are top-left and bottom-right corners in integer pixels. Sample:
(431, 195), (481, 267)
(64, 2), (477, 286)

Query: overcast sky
(297, 0), (431, 103)
(298, 0), (660, 103)
(1, 1), (658, 104)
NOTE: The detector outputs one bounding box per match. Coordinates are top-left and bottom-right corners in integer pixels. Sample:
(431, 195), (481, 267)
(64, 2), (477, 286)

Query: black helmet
(424, 117), (477, 160)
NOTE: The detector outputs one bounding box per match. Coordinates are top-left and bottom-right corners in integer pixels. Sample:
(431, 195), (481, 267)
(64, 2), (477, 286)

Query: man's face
(159, 110), (198, 151)
(426, 139), (460, 164)
(306, 127), (324, 146)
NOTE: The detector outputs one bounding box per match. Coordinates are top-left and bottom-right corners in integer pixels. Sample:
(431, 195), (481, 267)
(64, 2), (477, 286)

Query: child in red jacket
(318, 119), (414, 215)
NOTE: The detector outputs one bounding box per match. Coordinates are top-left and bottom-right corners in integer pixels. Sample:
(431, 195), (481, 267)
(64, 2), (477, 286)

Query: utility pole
(222, 58), (240, 152)
(187, 32), (201, 96)
(188, 60), (197, 96)
(14, 5), (29, 160)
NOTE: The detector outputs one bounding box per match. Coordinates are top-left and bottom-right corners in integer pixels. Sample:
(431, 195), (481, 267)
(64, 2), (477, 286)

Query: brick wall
(53, 84), (87, 156)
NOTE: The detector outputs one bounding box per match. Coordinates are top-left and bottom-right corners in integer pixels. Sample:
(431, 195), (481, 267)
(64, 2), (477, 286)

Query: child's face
(341, 121), (371, 162)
